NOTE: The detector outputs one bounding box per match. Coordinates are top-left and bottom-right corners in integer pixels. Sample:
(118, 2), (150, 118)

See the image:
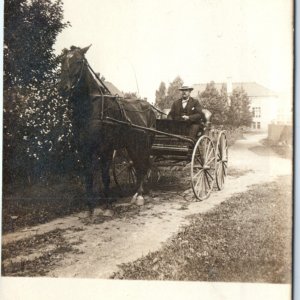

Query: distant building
(104, 81), (124, 97)
(191, 81), (283, 131)
(94, 72), (124, 97)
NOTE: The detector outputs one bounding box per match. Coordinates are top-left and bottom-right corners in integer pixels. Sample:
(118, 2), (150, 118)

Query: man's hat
(179, 85), (194, 91)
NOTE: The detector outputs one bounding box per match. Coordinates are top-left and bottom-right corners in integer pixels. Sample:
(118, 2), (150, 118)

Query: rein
(86, 62), (111, 95)
(64, 56), (156, 126)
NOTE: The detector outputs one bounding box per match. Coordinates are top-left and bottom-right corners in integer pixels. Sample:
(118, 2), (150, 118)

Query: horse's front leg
(84, 154), (96, 215)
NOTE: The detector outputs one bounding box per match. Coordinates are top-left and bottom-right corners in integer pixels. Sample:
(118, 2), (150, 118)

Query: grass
(111, 176), (292, 283)
(1, 228), (83, 276)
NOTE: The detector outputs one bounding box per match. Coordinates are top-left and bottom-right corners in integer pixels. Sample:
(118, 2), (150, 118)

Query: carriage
(111, 111), (228, 201)
(59, 45), (228, 208)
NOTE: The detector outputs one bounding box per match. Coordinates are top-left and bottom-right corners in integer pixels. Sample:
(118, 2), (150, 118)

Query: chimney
(226, 76), (232, 95)
(226, 77), (232, 106)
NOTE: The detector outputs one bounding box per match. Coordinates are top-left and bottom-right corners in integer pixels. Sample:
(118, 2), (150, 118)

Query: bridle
(62, 53), (114, 121)
(63, 55), (86, 98)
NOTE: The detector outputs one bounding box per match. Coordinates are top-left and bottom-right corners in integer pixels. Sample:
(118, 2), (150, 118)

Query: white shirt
(182, 98), (189, 109)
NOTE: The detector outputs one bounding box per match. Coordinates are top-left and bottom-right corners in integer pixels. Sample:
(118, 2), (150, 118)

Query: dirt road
(2, 133), (292, 278)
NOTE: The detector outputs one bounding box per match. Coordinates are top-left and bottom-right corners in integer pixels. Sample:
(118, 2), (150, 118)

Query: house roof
(104, 81), (124, 97)
(191, 82), (277, 98)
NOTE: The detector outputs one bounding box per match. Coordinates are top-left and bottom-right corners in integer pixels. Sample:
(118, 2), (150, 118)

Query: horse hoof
(131, 193), (138, 204)
(103, 209), (114, 217)
(136, 195), (145, 206)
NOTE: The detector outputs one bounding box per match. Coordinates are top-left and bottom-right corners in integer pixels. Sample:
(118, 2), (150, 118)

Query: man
(167, 85), (205, 139)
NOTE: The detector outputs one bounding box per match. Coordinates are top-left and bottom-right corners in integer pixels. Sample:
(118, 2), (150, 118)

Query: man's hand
(182, 115), (189, 120)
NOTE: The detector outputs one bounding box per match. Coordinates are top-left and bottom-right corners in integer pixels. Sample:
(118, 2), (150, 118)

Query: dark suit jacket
(167, 97), (204, 123)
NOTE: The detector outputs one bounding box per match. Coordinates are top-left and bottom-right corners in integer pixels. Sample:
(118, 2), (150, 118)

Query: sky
(55, 0), (293, 103)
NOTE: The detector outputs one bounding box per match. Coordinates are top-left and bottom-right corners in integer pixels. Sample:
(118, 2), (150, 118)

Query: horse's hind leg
(101, 149), (114, 216)
(126, 135), (152, 205)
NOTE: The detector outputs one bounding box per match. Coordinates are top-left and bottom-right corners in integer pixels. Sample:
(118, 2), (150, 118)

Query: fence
(268, 124), (292, 145)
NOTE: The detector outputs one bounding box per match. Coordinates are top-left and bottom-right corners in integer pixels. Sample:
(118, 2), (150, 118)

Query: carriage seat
(196, 109), (212, 137)
(201, 109), (212, 127)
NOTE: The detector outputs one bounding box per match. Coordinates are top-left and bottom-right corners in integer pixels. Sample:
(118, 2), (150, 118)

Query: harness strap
(86, 62), (111, 95)
(116, 98), (132, 124)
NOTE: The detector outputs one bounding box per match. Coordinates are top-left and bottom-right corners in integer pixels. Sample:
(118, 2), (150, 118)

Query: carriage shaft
(104, 117), (195, 144)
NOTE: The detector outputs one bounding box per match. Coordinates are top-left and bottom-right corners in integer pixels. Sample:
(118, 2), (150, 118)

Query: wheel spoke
(132, 167), (137, 177)
(196, 148), (204, 165)
(204, 172), (211, 189)
(206, 170), (214, 181)
(195, 172), (204, 191)
(203, 172), (209, 192)
(129, 168), (136, 185)
(196, 156), (204, 166)
(115, 164), (129, 177)
(199, 175), (206, 197)
(203, 139), (208, 161)
(205, 142), (214, 162)
(206, 155), (215, 166)
(128, 169), (133, 184)
(193, 168), (204, 180)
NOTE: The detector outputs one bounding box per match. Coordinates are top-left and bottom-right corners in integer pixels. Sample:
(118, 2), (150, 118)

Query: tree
(165, 76), (184, 108)
(3, 0), (71, 185)
(124, 92), (138, 99)
(155, 81), (166, 109)
(4, 0), (69, 89)
(199, 81), (228, 125)
(227, 87), (252, 127)
(153, 76), (183, 109)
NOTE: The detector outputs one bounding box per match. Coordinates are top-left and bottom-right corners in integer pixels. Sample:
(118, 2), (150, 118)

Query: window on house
(252, 122), (256, 129)
(252, 107), (261, 118)
(257, 122), (261, 129)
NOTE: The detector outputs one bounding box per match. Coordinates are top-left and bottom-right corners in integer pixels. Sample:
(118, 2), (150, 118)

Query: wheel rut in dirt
(2, 133), (292, 278)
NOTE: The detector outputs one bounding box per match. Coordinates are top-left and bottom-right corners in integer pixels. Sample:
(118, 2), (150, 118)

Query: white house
(191, 81), (282, 131)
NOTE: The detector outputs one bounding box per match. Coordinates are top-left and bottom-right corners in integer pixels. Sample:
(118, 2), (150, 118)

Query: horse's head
(59, 45), (92, 94)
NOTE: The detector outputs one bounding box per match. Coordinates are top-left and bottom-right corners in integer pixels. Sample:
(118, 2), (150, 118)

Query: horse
(59, 45), (156, 215)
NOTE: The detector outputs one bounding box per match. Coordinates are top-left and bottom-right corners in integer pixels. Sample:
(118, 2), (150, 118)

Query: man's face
(181, 90), (191, 100)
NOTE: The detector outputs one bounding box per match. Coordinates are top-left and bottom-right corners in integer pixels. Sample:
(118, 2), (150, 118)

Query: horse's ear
(80, 44), (92, 55)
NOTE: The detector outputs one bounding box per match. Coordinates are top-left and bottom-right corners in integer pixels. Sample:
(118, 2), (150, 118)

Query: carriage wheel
(215, 131), (228, 190)
(112, 149), (138, 196)
(191, 136), (216, 200)
(112, 150), (159, 195)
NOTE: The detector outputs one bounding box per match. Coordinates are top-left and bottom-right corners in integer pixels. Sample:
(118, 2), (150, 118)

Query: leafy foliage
(155, 76), (183, 110)
(155, 82), (166, 109)
(227, 87), (253, 127)
(3, 0), (71, 185)
(4, 0), (69, 88)
(165, 76), (184, 108)
(198, 82), (252, 128)
(124, 92), (138, 99)
(198, 81), (229, 125)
